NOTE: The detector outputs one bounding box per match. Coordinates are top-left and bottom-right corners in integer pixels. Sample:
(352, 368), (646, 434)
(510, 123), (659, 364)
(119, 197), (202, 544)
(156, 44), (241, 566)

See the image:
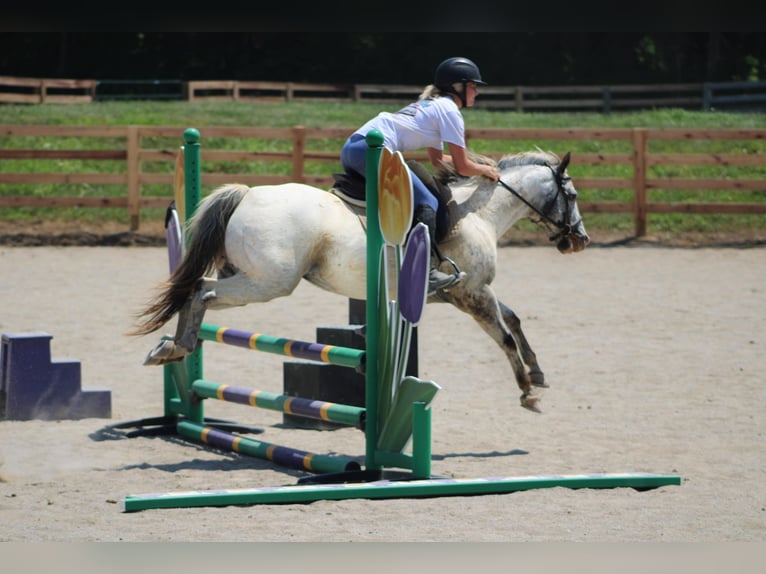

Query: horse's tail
(128, 183), (250, 336)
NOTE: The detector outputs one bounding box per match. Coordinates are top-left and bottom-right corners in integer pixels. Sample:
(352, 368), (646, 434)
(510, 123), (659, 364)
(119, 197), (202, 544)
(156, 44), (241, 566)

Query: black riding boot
(413, 205), (464, 293)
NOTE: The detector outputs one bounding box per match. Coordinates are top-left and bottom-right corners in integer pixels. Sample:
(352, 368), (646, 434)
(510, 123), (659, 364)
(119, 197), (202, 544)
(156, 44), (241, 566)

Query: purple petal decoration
(398, 223), (430, 325)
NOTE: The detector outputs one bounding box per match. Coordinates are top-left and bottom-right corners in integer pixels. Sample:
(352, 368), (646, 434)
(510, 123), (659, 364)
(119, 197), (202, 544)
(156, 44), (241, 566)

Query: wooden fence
(3, 76), (766, 111)
(128, 80), (766, 112)
(1, 125), (764, 236)
(185, 81), (710, 111)
(0, 76), (97, 104)
(109, 79), (704, 109)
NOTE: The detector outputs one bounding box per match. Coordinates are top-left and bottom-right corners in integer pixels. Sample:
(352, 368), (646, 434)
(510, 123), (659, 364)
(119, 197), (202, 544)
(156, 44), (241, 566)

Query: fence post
(603, 86), (612, 114)
(126, 125), (140, 231)
(632, 128), (648, 236)
(292, 125), (307, 183)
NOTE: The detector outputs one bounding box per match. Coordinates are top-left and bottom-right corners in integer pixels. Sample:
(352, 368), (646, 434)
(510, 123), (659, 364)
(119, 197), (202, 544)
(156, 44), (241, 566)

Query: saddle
(331, 160), (460, 244)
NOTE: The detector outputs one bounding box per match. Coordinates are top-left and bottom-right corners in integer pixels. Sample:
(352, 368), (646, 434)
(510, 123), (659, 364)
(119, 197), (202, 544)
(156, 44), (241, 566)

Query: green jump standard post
(364, 129), (384, 472)
(162, 128), (204, 423)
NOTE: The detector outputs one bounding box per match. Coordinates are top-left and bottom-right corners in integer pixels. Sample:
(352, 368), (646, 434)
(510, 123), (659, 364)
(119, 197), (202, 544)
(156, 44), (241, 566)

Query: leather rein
(496, 163), (582, 242)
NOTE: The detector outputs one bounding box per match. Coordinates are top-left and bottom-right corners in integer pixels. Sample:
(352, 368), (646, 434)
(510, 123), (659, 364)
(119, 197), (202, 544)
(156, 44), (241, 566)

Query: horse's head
(546, 152), (590, 254)
(497, 150), (590, 254)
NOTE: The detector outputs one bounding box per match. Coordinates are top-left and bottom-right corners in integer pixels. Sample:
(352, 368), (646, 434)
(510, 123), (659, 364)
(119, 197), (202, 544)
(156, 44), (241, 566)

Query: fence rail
(1, 124), (765, 236)
(0, 76), (97, 104)
(2, 76), (766, 111)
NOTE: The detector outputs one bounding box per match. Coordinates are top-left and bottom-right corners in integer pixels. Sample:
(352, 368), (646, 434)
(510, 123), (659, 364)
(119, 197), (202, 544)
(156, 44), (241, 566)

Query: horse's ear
(557, 152), (571, 174)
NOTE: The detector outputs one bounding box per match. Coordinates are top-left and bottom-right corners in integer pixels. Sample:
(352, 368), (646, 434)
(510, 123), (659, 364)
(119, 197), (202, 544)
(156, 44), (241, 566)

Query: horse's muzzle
(556, 233), (590, 254)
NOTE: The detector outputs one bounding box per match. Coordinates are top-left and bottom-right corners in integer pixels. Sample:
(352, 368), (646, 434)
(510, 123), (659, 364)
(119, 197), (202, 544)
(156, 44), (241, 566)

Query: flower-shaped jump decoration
(378, 147), (413, 246)
(376, 147), (440, 453)
(398, 223), (430, 326)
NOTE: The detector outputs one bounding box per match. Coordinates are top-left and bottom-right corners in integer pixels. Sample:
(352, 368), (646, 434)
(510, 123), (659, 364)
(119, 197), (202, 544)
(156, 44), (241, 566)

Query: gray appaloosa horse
(131, 150), (589, 412)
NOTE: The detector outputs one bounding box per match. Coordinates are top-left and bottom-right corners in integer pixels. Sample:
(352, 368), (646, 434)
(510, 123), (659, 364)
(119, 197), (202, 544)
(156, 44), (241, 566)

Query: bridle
(496, 161), (582, 243)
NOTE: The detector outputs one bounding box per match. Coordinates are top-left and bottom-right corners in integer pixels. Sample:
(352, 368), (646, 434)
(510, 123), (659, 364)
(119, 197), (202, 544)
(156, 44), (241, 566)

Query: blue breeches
(340, 133), (439, 212)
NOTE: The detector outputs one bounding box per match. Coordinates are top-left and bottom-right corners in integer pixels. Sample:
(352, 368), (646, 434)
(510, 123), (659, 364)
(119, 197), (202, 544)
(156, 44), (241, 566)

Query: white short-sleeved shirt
(353, 96), (465, 153)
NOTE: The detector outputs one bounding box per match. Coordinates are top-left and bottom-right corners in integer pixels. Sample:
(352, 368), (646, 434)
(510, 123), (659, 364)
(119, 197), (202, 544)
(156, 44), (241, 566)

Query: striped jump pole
(191, 380), (365, 428)
(177, 420), (360, 475)
(198, 324), (365, 370)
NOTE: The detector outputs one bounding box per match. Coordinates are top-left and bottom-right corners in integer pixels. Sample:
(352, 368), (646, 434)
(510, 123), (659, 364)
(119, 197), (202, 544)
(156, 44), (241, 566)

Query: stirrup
(428, 268), (465, 293)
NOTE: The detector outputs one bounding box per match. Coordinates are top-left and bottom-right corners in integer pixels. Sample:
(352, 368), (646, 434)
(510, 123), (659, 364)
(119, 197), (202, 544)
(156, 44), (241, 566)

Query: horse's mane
(435, 148), (561, 186)
(497, 148), (561, 170)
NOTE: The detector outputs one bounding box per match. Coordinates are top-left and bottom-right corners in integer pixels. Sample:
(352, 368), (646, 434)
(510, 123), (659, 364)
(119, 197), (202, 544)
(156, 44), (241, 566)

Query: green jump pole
(123, 473), (682, 511)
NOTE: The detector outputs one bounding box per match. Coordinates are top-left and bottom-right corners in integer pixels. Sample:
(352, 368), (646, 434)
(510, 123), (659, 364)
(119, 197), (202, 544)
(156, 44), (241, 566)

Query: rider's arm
(427, 146), (446, 167)
(446, 143), (499, 182)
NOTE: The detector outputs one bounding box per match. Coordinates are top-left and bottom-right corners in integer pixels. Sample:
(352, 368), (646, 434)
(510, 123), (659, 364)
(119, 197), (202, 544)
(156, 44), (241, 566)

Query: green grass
(2, 101), (766, 234)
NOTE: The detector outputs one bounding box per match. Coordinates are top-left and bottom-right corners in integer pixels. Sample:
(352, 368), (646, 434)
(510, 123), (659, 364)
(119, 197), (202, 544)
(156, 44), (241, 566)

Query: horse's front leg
(498, 301), (547, 388)
(443, 285), (541, 412)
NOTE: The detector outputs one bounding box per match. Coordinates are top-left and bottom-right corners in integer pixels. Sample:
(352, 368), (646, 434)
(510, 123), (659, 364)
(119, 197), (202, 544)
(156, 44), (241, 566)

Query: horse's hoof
(201, 289), (217, 303)
(143, 339), (185, 366)
(529, 371), (548, 388)
(520, 393), (542, 413)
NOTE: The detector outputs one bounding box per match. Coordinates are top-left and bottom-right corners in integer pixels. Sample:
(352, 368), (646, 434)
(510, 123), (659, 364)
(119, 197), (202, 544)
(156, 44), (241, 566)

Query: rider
(340, 56), (500, 293)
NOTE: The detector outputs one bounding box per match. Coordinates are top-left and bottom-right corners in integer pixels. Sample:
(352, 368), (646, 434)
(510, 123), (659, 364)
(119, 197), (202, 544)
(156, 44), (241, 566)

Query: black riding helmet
(434, 57), (487, 107)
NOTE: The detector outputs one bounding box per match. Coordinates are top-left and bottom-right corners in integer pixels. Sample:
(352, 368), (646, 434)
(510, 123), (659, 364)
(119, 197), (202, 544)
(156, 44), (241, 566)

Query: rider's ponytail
(418, 84), (440, 100)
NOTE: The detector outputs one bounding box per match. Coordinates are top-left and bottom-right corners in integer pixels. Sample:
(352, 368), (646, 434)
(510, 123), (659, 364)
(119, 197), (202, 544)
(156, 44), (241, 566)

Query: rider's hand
(484, 166), (500, 182)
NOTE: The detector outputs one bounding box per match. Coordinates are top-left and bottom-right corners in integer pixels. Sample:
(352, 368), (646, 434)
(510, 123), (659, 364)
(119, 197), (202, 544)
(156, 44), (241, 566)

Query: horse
(130, 149), (589, 412)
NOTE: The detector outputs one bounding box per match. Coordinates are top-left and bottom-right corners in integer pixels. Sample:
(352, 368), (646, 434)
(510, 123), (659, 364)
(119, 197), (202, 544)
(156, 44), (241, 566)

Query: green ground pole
(122, 129), (681, 511)
(123, 474), (681, 512)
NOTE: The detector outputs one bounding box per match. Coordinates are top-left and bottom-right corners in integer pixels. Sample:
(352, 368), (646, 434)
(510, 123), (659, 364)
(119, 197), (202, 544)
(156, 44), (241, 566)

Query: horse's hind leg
(498, 301), (547, 388)
(444, 285), (541, 412)
(174, 270), (300, 340)
(144, 269), (303, 366)
(174, 277), (218, 350)
(143, 277), (217, 365)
